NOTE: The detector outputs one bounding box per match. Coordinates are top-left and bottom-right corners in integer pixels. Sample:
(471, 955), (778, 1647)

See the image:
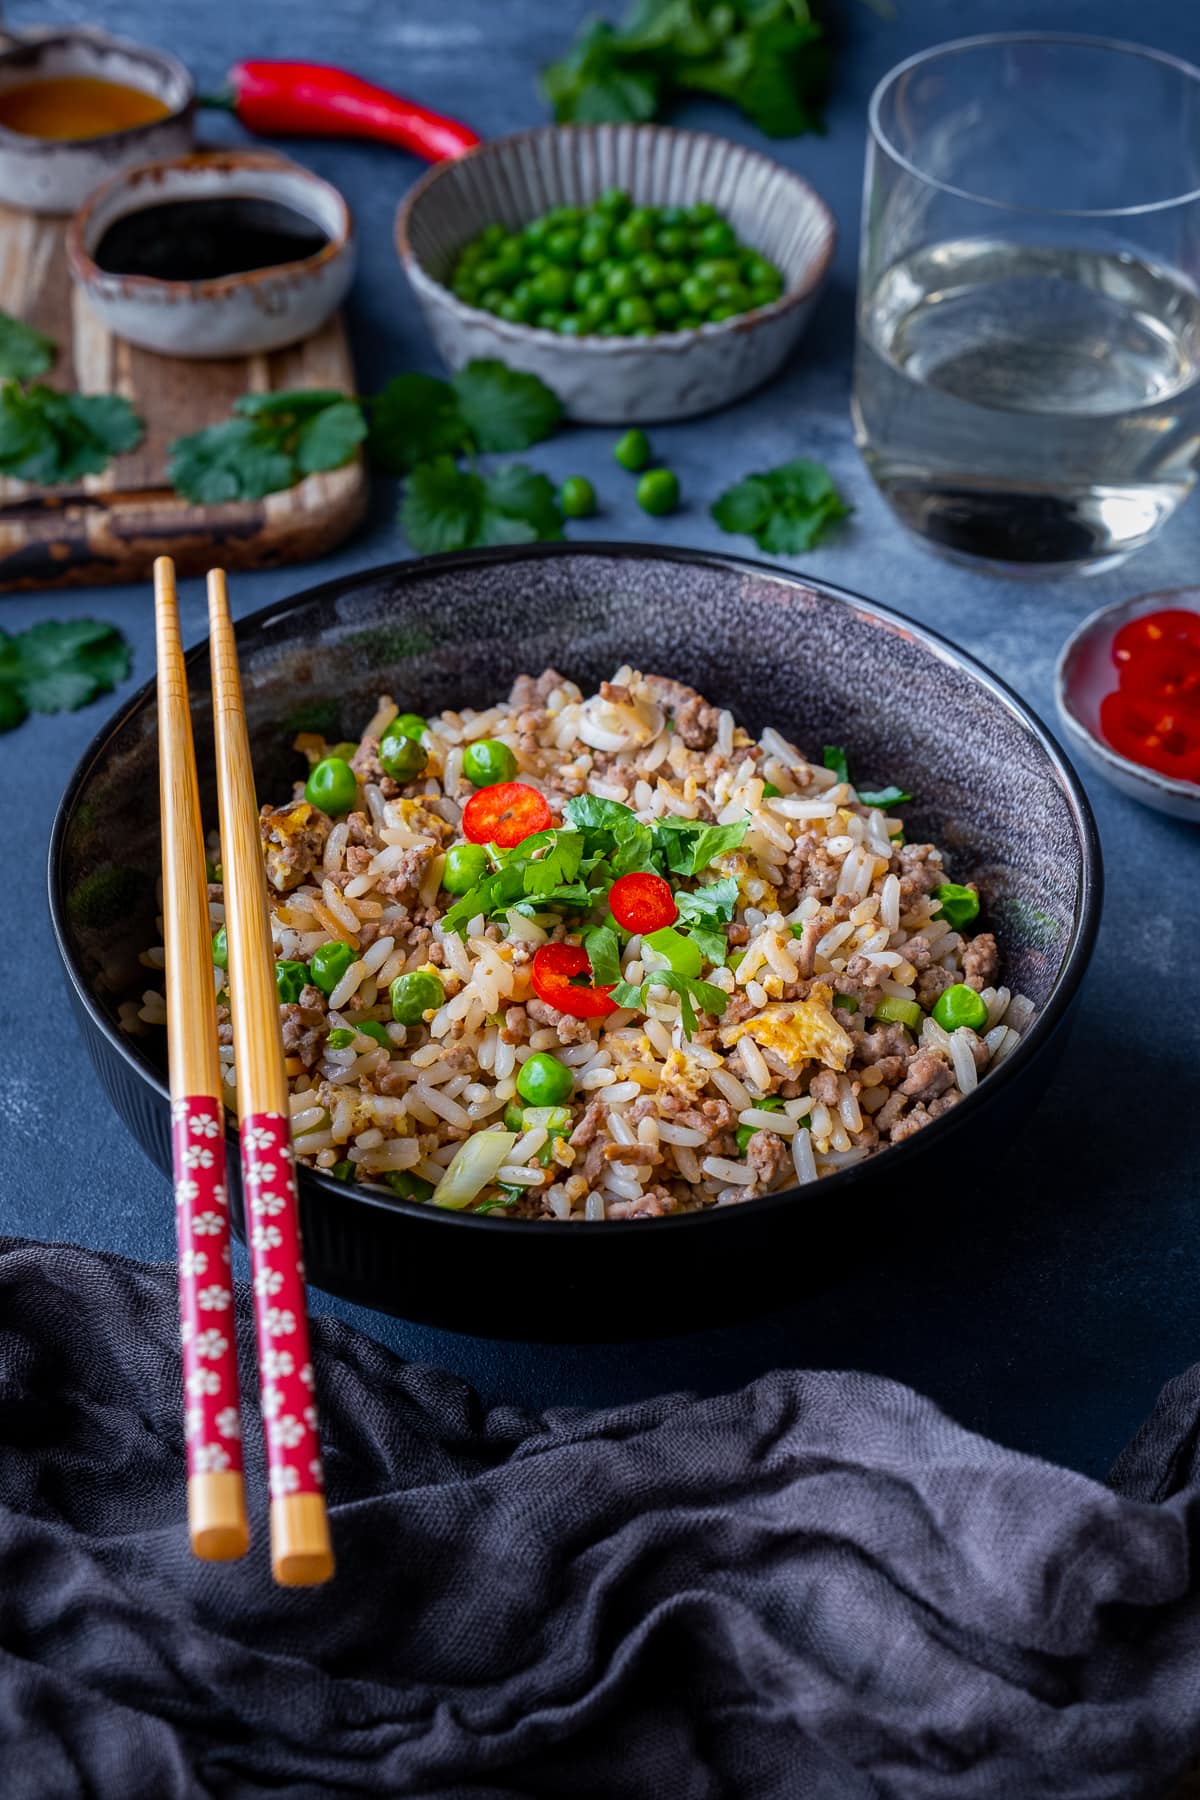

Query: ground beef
(509, 668), (568, 711)
(727, 923), (750, 948)
(500, 1005), (530, 1044)
(603, 1142), (662, 1167)
(377, 845), (435, 903)
(216, 1003), (232, 1046)
(350, 736), (385, 784)
(280, 1001), (326, 1069)
(927, 1091), (962, 1120)
(842, 952), (886, 990)
(916, 966), (954, 1009)
(745, 1128), (790, 1195)
(859, 1022), (911, 1062)
(259, 801), (330, 893)
(569, 1100), (605, 1150)
(607, 1186), (677, 1220)
(792, 917), (822, 977)
(875, 1092), (909, 1133)
(809, 1069), (841, 1106)
(893, 843), (943, 897)
(346, 810), (374, 847)
(866, 1054), (905, 1086)
(890, 1104), (933, 1143)
(345, 845), (374, 876)
(899, 1050), (955, 1103)
(962, 932), (999, 992)
(525, 996), (593, 1045)
(599, 680), (632, 705)
(207, 882), (224, 902)
(640, 674), (721, 750)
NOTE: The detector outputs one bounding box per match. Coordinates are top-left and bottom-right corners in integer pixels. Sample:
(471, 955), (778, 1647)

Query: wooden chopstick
(154, 556), (250, 1564)
(207, 567), (335, 1589)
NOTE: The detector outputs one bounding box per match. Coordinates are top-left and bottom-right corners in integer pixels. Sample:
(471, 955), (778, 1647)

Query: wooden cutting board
(0, 200), (367, 590)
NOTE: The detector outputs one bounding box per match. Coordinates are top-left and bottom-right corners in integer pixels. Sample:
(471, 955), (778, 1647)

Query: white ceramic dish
(66, 150), (355, 360)
(0, 28), (193, 215)
(397, 123), (836, 424)
(1055, 586), (1200, 823)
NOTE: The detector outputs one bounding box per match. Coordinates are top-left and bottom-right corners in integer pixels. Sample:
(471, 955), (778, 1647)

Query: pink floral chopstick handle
(172, 1096), (244, 1479)
(240, 1113), (325, 1501)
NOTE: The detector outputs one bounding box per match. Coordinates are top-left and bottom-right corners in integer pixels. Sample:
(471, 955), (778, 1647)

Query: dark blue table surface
(7, 0), (1199, 1480)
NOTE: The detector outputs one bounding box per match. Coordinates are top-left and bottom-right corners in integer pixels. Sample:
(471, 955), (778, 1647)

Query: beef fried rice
(130, 668), (1033, 1221)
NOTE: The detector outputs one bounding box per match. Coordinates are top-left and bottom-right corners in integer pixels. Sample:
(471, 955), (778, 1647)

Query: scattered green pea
(378, 719), (428, 783)
(327, 1027), (355, 1048)
(516, 1051), (574, 1107)
(275, 960), (308, 1003)
(442, 841), (489, 894)
(309, 940), (356, 997)
(304, 755), (358, 816)
(390, 969), (446, 1025)
(211, 926), (227, 970)
(931, 984), (989, 1034)
(636, 468), (679, 516)
(932, 883), (981, 931)
(463, 739), (517, 787)
(559, 475), (596, 518)
(614, 428), (651, 472)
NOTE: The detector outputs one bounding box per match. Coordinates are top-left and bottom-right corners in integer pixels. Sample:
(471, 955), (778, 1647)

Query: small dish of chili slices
(1056, 587), (1200, 822)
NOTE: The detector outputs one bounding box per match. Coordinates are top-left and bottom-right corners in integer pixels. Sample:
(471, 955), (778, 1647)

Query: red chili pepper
(462, 782), (553, 849)
(1099, 690), (1200, 784)
(531, 943), (618, 1020)
(1118, 642), (1200, 713)
(1112, 609), (1200, 669)
(209, 61), (481, 163)
(608, 871), (677, 935)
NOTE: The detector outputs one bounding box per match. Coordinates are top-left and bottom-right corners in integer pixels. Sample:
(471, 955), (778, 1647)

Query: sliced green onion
(327, 1027), (355, 1048)
(931, 883), (980, 931)
(872, 995), (923, 1032)
(833, 994), (858, 1013)
(431, 1130), (517, 1211)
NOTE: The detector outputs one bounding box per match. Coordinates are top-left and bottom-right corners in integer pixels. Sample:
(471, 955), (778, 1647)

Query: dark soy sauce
(94, 197), (330, 281)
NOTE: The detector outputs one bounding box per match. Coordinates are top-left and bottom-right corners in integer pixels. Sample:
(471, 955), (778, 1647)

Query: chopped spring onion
(430, 1130), (517, 1211)
(872, 995), (923, 1032)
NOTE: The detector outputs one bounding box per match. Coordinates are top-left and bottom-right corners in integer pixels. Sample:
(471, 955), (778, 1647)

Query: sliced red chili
(608, 871), (677, 935)
(1112, 609), (1200, 669)
(461, 782), (553, 848)
(1117, 642), (1200, 713)
(530, 942), (617, 1019)
(1100, 690), (1200, 784)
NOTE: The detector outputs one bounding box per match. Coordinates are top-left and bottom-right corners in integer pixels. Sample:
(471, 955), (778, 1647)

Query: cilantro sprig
(612, 970), (728, 1035)
(0, 383), (143, 485)
(0, 310), (55, 380)
(400, 457), (564, 553)
(0, 618), (131, 733)
(369, 360), (563, 474)
(167, 390), (367, 503)
(712, 458), (850, 555)
(822, 745), (912, 809)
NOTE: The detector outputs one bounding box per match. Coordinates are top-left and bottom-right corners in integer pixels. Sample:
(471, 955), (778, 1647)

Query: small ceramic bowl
(0, 29), (193, 215)
(66, 150), (355, 360)
(397, 123), (835, 423)
(1055, 586), (1200, 823)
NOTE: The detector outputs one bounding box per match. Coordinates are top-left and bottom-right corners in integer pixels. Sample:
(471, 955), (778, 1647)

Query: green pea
(535, 310), (564, 331)
(557, 315), (585, 336)
(452, 276), (480, 305)
(531, 266), (572, 308)
(736, 1096), (785, 1155)
(695, 257), (741, 286)
(614, 428), (651, 472)
(354, 1020), (393, 1049)
(511, 280), (535, 310)
(478, 288), (505, 313)
(680, 274), (715, 315)
(578, 230), (611, 266)
(660, 258), (689, 287)
(545, 228), (581, 265)
(496, 298), (526, 323)
(658, 205), (686, 227)
(707, 303), (741, 322)
(309, 940), (356, 997)
(304, 755), (358, 816)
(378, 721), (428, 783)
(525, 251), (550, 275)
(633, 255), (669, 291)
(572, 268), (600, 305)
(595, 187), (631, 217)
(615, 217), (654, 257)
(394, 712), (428, 742)
(656, 226), (688, 257)
(676, 313), (704, 330)
(480, 223), (506, 248)
(931, 984), (989, 1034)
(442, 842), (489, 895)
(504, 1101), (525, 1132)
(384, 1170), (435, 1201)
(615, 295), (656, 332)
(275, 960), (309, 1004)
(654, 291), (684, 324)
(390, 969), (445, 1025)
(463, 739), (517, 787)
(211, 925), (227, 970)
(331, 1159), (356, 1183)
(932, 884), (981, 931)
(697, 220), (737, 255)
(604, 263), (639, 299)
(559, 475), (596, 518)
(749, 286), (780, 312)
(516, 1050), (574, 1107)
(636, 468), (680, 516)
(742, 252), (781, 289)
(713, 281), (752, 311)
(327, 1027), (355, 1048)
(687, 201), (719, 226)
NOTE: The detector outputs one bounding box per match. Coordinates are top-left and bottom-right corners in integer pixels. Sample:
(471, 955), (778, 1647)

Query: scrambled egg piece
(714, 850), (780, 914)
(721, 982), (853, 1076)
(393, 797), (451, 843)
(658, 1047), (710, 1106)
(259, 799), (326, 893)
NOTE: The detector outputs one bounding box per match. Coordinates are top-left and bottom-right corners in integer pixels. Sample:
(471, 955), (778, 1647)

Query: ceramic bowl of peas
(397, 123), (835, 422)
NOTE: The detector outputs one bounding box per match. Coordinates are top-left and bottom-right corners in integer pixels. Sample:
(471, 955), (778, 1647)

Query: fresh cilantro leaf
(400, 458), (564, 554)
(0, 617), (131, 730)
(583, 924), (622, 988)
(541, 19), (662, 123)
(823, 745), (849, 785)
(653, 815), (748, 877)
(0, 310), (54, 379)
(681, 923), (727, 967)
(614, 968), (728, 1038)
(168, 391), (363, 503)
(442, 862), (527, 933)
(367, 373), (470, 475)
(563, 794), (638, 835)
(674, 877), (738, 926)
(523, 832), (585, 898)
(712, 457), (850, 554)
(0, 383), (143, 484)
(451, 360), (563, 453)
(857, 784), (912, 809)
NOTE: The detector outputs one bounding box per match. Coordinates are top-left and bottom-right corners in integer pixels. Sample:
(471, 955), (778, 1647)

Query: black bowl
(49, 545), (1101, 1340)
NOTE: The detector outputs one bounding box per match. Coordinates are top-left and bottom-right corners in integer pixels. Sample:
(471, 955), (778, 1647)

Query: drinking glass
(852, 34), (1200, 571)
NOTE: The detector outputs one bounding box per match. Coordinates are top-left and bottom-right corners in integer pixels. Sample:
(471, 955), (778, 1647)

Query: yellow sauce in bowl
(0, 76), (171, 140)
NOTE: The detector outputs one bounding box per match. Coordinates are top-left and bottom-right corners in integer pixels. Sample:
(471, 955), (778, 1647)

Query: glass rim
(868, 31), (1200, 218)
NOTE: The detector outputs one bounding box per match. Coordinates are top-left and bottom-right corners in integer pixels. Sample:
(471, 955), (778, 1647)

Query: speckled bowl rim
(48, 542), (1102, 1242)
(0, 28), (195, 150)
(65, 149), (353, 302)
(1054, 585), (1200, 804)
(395, 123), (837, 353)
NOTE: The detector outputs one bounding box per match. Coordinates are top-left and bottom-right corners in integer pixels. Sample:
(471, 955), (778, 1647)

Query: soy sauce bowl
(1055, 586), (1200, 822)
(66, 149), (355, 359)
